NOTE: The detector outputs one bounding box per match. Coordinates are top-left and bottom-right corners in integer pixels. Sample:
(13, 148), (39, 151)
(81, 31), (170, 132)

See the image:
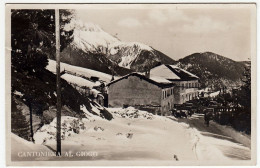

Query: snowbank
(107, 107), (154, 120)
(211, 121), (251, 148)
(34, 116), (88, 144)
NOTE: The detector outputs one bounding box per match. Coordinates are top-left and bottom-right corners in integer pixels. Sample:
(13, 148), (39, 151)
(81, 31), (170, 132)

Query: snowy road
(12, 109), (251, 162)
(170, 114), (251, 160)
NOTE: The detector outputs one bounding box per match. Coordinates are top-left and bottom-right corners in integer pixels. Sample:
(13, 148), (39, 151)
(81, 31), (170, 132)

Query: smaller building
(107, 73), (175, 116)
(150, 64), (200, 104)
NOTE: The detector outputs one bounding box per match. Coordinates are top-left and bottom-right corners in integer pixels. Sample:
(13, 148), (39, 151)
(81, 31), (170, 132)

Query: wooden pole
(55, 9), (61, 156)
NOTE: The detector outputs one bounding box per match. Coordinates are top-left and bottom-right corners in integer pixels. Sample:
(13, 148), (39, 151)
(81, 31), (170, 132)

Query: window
(162, 91), (164, 99)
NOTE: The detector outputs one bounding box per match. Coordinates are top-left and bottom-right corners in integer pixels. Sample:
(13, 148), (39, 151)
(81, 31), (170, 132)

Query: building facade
(150, 64), (200, 105)
(107, 73), (175, 116)
(107, 65), (200, 116)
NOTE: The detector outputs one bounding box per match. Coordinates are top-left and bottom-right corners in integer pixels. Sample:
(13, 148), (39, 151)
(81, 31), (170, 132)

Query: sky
(75, 4), (255, 61)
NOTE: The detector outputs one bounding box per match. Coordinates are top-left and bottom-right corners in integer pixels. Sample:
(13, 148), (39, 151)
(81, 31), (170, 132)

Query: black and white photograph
(4, 2), (257, 166)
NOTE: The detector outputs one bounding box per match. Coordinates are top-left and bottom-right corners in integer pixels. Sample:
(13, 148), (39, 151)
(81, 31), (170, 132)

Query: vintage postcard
(5, 3), (257, 166)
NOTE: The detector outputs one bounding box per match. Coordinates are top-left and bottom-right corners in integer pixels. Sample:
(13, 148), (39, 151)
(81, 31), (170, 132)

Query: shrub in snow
(94, 126), (104, 132)
(126, 133), (133, 139)
(34, 116), (87, 144)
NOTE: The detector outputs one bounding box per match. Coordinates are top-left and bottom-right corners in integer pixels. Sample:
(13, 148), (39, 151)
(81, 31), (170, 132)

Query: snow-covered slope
(108, 42), (153, 69)
(62, 19), (175, 72)
(67, 20), (119, 53)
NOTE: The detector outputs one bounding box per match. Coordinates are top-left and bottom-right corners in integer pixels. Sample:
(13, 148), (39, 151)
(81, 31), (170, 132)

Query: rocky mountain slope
(108, 42), (176, 72)
(58, 20), (245, 90)
(53, 20), (175, 74)
(176, 52), (246, 90)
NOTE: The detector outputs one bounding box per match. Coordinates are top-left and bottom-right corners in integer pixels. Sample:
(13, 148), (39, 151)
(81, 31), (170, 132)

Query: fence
(210, 106), (250, 134)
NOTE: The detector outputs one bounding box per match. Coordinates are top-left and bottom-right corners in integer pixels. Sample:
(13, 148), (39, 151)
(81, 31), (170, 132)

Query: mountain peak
(68, 19), (119, 53)
(64, 19), (175, 72)
(66, 19), (103, 32)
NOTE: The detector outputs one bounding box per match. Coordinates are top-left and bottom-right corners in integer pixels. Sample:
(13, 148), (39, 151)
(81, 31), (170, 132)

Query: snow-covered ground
(12, 107), (251, 161)
(11, 134), (54, 161)
(170, 114), (251, 160)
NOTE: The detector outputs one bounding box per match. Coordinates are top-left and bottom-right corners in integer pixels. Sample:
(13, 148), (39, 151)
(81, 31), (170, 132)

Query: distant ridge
(175, 52), (246, 90)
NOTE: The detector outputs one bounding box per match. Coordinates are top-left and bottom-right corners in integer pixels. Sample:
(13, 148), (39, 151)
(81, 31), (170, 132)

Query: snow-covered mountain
(60, 20), (245, 90)
(108, 41), (176, 71)
(61, 19), (175, 73)
(68, 20), (119, 53)
(108, 42), (153, 68)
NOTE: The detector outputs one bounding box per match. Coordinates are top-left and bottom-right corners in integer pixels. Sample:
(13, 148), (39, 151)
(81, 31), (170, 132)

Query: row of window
(162, 87), (174, 99)
(181, 82), (199, 88)
(182, 92), (199, 101)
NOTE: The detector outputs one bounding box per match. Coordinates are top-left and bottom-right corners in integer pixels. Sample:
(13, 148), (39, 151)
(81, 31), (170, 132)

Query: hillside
(11, 66), (113, 141)
(176, 52), (246, 90)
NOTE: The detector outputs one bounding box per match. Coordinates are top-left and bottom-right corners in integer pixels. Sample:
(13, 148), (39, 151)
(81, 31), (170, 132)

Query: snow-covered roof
(47, 59), (118, 83)
(150, 65), (181, 80)
(150, 64), (199, 81)
(61, 74), (97, 88)
(168, 65), (199, 79)
(107, 73), (174, 88)
(149, 76), (172, 84)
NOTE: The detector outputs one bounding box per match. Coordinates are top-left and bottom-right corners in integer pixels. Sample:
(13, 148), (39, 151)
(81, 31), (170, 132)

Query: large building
(107, 65), (200, 116)
(150, 64), (200, 104)
(107, 73), (175, 115)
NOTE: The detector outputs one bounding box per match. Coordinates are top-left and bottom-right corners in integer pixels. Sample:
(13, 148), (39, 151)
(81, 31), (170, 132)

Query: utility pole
(55, 9), (61, 156)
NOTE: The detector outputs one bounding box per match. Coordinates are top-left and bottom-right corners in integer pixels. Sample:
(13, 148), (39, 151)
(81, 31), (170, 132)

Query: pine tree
(11, 9), (74, 141)
(11, 9), (74, 73)
(239, 61), (251, 110)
